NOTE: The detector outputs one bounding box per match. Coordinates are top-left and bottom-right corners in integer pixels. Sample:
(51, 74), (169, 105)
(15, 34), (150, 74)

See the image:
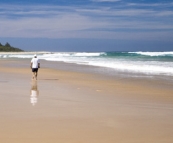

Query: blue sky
(0, 0), (173, 51)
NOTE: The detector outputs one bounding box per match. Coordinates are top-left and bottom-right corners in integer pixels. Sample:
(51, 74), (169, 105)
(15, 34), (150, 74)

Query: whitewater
(0, 51), (173, 76)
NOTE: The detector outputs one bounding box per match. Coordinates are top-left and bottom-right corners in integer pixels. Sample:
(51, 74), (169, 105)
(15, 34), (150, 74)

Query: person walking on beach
(30, 54), (40, 80)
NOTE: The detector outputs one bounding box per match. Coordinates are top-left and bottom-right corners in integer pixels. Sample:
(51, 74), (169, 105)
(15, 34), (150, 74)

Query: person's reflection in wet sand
(30, 80), (39, 106)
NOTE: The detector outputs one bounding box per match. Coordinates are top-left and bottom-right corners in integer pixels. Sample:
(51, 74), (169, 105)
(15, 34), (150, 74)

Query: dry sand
(0, 60), (173, 143)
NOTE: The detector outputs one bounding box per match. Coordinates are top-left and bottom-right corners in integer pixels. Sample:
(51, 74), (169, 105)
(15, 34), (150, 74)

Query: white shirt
(31, 58), (39, 68)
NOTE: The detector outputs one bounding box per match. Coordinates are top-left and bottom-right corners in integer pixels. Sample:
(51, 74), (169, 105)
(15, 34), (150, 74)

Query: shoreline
(0, 59), (173, 143)
(1, 59), (173, 103)
(1, 51), (173, 78)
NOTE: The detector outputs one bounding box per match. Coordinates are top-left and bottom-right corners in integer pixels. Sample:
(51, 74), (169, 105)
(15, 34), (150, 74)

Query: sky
(0, 0), (173, 52)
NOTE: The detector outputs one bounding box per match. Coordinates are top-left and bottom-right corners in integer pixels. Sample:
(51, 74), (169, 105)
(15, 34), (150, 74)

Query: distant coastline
(0, 42), (23, 52)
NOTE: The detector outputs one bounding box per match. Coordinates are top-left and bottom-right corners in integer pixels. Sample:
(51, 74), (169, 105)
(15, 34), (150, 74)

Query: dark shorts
(32, 68), (38, 72)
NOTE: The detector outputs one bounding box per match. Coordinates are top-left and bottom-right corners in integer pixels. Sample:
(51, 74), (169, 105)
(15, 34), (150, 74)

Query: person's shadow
(30, 80), (39, 106)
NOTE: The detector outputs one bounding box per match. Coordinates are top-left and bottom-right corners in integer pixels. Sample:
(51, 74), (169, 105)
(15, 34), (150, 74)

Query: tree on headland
(0, 42), (24, 52)
(5, 42), (11, 47)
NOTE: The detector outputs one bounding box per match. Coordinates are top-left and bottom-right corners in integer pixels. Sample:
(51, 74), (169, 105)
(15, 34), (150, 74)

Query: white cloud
(0, 3), (172, 41)
(156, 11), (173, 16)
(0, 13), (112, 38)
(127, 2), (173, 7)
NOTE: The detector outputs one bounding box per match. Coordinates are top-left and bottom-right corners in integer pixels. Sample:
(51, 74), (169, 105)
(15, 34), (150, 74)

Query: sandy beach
(0, 59), (173, 143)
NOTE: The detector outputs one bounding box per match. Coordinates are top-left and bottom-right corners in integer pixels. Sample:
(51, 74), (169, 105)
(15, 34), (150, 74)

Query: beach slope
(0, 60), (173, 143)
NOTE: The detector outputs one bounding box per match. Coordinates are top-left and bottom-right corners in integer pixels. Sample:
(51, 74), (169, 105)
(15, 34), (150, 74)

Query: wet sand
(0, 60), (173, 143)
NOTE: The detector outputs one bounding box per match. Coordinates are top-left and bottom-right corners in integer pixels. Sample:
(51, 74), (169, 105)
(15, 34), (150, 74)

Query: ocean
(1, 51), (173, 77)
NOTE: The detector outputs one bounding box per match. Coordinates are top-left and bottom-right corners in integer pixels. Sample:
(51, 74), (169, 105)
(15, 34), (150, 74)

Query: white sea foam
(8, 54), (34, 58)
(1, 52), (173, 76)
(41, 52), (104, 58)
(73, 52), (105, 57)
(129, 51), (173, 56)
(87, 60), (173, 75)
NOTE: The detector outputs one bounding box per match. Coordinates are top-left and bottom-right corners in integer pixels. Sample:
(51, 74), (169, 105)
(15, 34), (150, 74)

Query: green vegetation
(0, 42), (24, 52)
